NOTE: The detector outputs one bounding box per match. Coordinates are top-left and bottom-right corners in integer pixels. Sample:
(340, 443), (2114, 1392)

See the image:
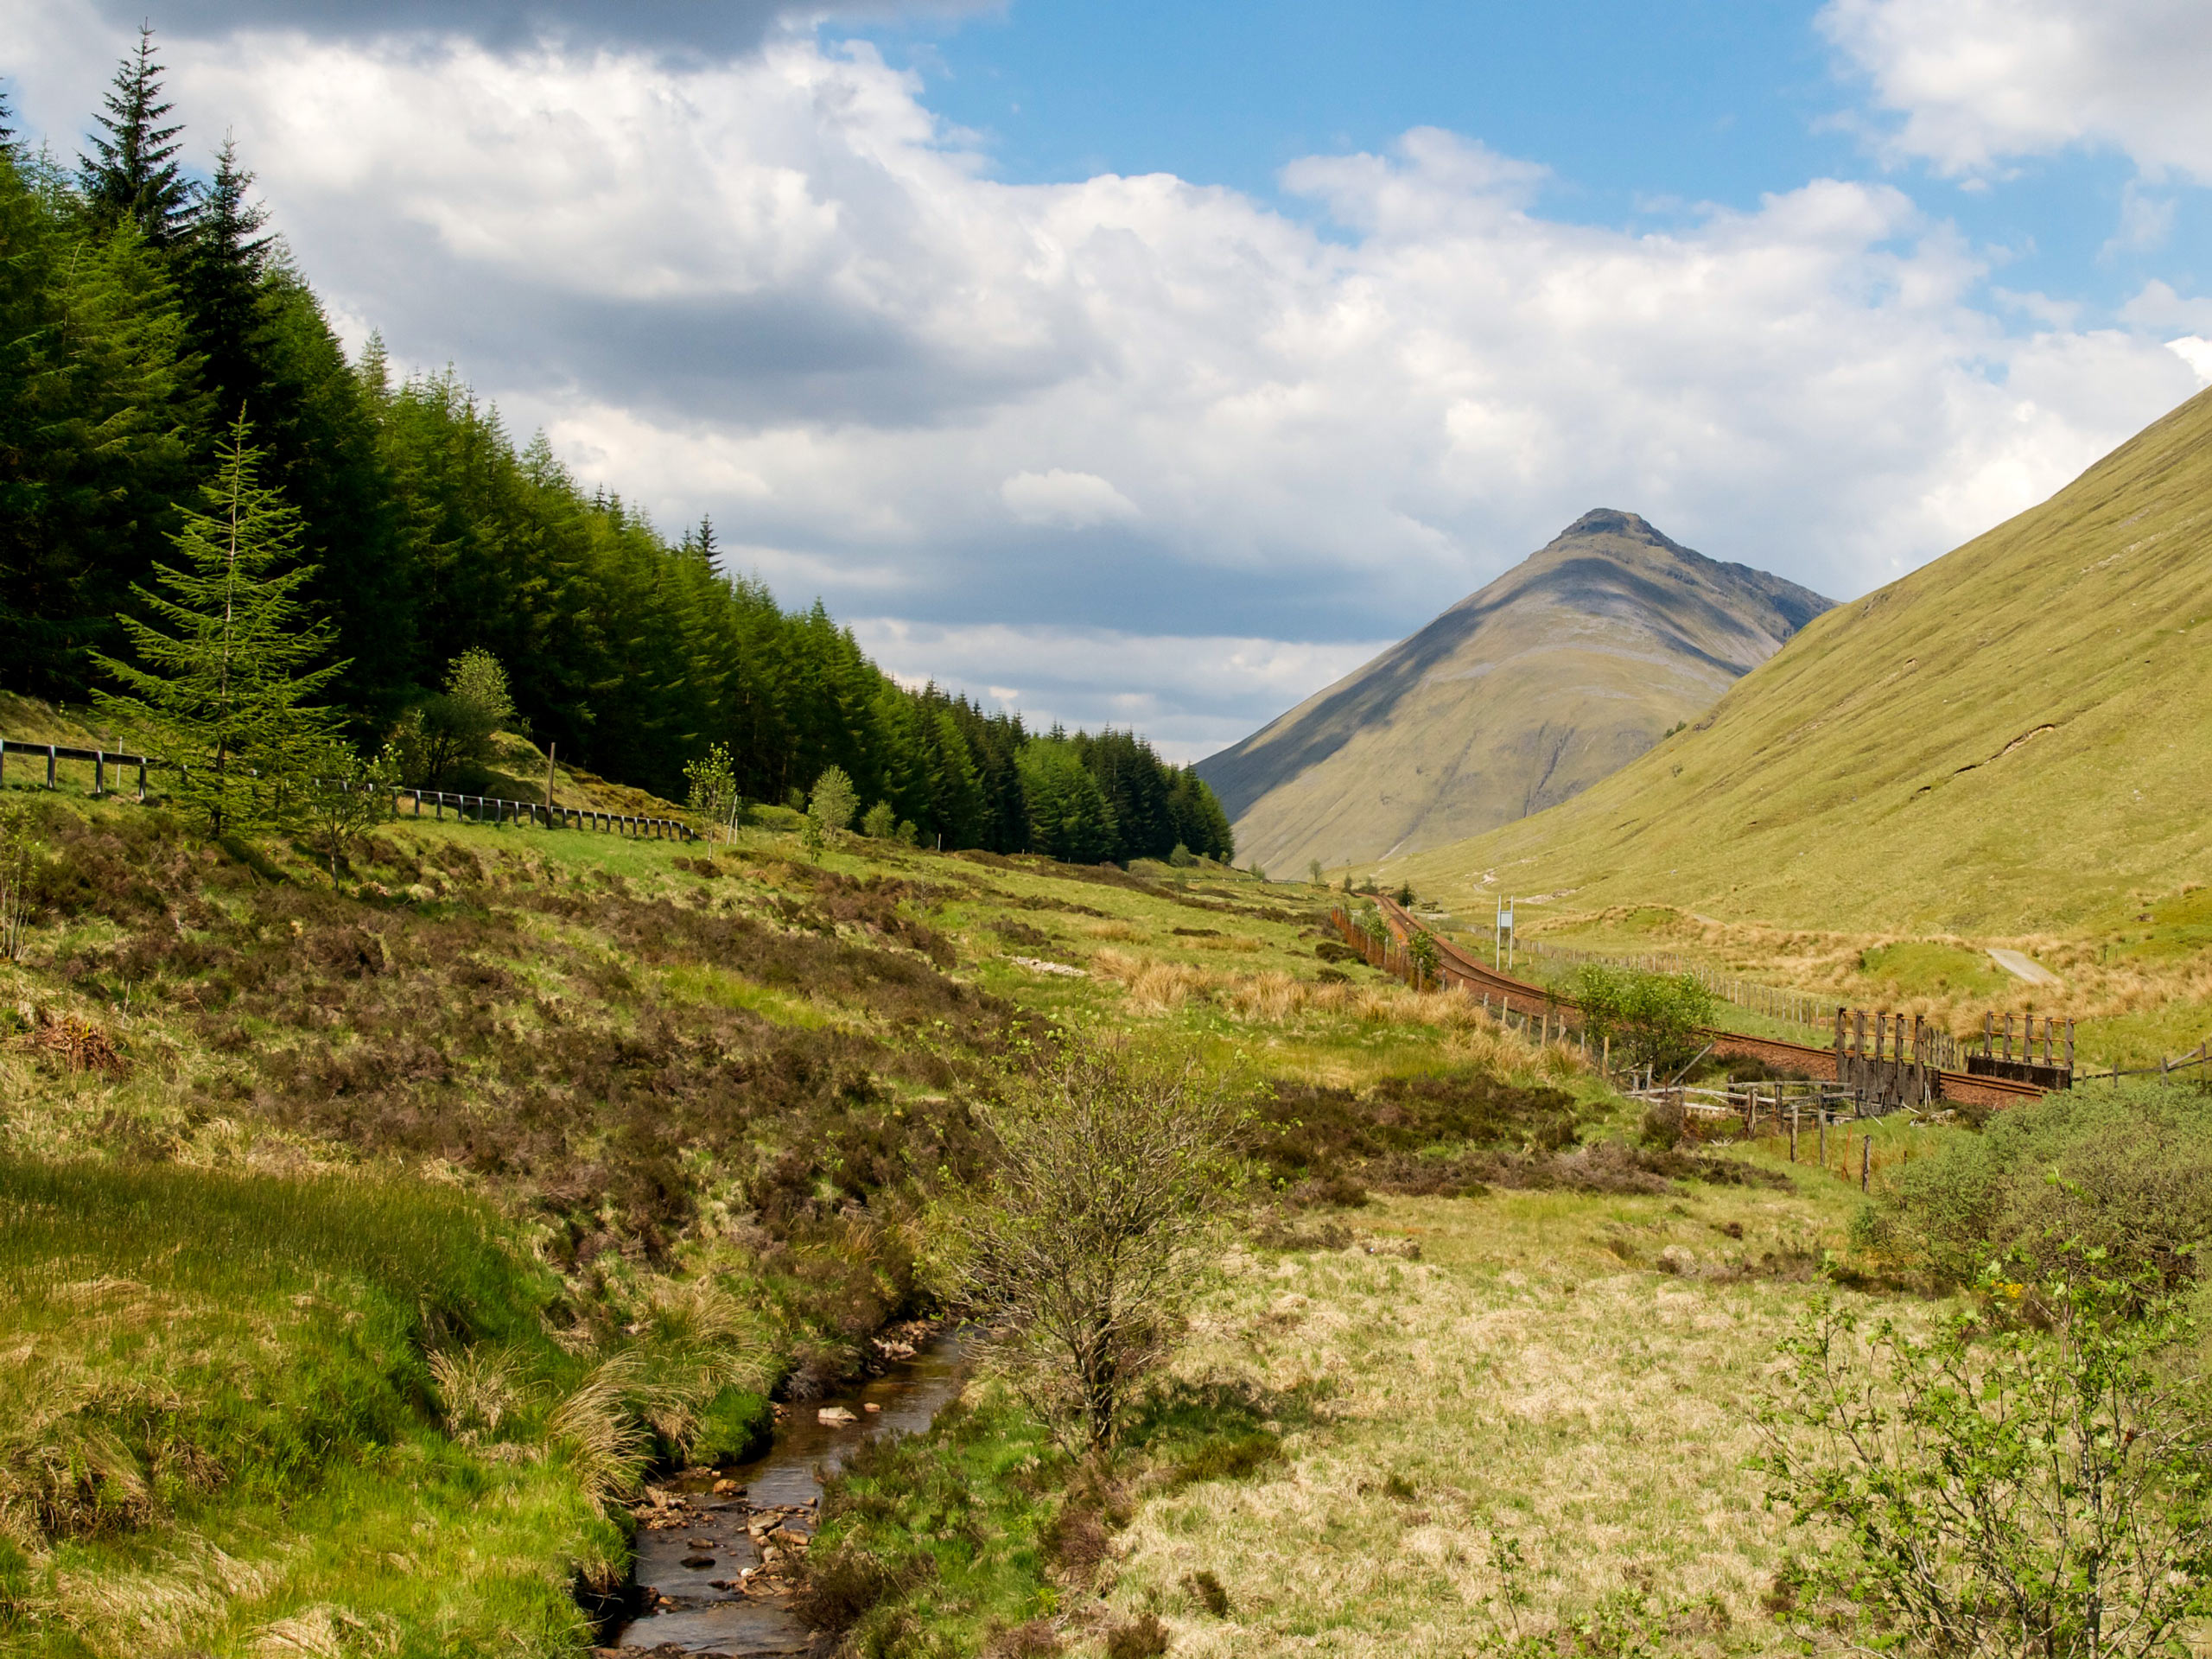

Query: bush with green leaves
(933, 1043), (1240, 1450)
(392, 648), (518, 791)
(299, 737), (400, 885)
(1570, 964), (1714, 1077)
(1760, 1252), (2212, 1656)
(1856, 1081), (2212, 1293)
(684, 742), (741, 841)
(860, 800), (899, 840)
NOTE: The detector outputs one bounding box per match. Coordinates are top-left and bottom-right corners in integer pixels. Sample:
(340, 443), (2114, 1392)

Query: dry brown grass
(50, 1536), (293, 1657)
(1088, 955), (1539, 1044)
(428, 1347), (524, 1440)
(1103, 1179), (1896, 1656)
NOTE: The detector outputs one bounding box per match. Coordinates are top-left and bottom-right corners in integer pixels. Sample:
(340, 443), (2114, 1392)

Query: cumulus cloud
(15, 4), (2206, 748)
(1821, 0), (2212, 180)
(2167, 337), (2212, 384)
(1000, 470), (1140, 528)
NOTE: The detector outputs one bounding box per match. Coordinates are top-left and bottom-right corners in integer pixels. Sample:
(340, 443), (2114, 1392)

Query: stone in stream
(817, 1405), (858, 1425)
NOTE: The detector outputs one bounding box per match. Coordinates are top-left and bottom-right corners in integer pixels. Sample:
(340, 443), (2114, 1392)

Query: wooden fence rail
(1, 734), (696, 842)
(0, 738), (151, 798)
(1336, 896), (2055, 1113)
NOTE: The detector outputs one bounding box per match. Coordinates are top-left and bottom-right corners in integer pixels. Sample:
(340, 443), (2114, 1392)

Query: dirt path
(1986, 947), (2060, 986)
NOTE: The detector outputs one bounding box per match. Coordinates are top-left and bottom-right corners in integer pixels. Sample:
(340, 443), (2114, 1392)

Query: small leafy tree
(393, 648), (516, 791)
(1572, 964), (1714, 1078)
(1168, 842), (1196, 868)
(1759, 1253), (2212, 1656)
(300, 738), (399, 885)
(808, 766), (858, 838)
(1407, 931), (1439, 982)
(685, 742), (741, 842)
(92, 414), (342, 837)
(860, 800), (898, 840)
(1395, 882), (1414, 907)
(0, 807), (38, 962)
(1307, 858), (1325, 886)
(938, 1043), (1240, 1450)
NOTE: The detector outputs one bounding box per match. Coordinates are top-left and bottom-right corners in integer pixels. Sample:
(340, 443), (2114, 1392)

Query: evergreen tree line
(0, 35), (1234, 866)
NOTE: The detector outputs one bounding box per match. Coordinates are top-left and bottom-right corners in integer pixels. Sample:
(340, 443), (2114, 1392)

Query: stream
(601, 1330), (969, 1657)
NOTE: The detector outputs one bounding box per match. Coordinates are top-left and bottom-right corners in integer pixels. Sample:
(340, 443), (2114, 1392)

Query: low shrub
(1861, 1082), (2212, 1290)
(1252, 1071), (1580, 1192)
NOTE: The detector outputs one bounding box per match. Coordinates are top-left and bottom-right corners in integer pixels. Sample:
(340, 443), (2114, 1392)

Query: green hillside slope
(1198, 512), (1828, 876)
(1392, 388), (2212, 935)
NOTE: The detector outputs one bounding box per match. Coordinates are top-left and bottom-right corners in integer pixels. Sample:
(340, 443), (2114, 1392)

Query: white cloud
(15, 6), (2206, 750)
(999, 469), (1139, 527)
(848, 620), (1392, 761)
(1821, 0), (2212, 180)
(2167, 337), (2212, 384)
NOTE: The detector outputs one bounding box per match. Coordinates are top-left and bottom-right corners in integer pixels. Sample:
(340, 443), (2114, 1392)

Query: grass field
(3, 771), (2202, 1656)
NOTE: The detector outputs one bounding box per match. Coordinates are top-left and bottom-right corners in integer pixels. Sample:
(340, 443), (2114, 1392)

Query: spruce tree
(93, 413), (344, 836)
(80, 25), (192, 246)
(181, 137), (273, 422)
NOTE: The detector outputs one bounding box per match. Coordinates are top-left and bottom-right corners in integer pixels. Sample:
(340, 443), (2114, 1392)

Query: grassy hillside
(1198, 511), (1828, 877)
(1391, 387), (2212, 944)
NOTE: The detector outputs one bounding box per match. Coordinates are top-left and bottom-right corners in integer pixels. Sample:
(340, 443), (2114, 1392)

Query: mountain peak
(1552, 507), (1692, 556)
(1195, 520), (1832, 874)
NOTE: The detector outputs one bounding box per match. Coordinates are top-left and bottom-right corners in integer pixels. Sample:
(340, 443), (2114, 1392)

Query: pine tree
(3, 191), (203, 699)
(93, 414), (344, 836)
(181, 137), (273, 423)
(0, 82), (16, 149)
(79, 25), (192, 246)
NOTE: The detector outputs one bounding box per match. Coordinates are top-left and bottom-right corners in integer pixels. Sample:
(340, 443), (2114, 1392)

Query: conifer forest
(0, 35), (1233, 866)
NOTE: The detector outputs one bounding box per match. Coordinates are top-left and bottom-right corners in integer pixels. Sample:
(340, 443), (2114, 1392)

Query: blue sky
(855, 0), (2205, 322)
(15, 0), (2212, 756)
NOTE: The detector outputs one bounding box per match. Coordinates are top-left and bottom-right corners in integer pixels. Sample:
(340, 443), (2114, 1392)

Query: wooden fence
(397, 787), (696, 841)
(2075, 1041), (2212, 1086)
(1964, 1011), (2075, 1090)
(1, 734), (696, 842)
(1335, 896), (2053, 1113)
(0, 739), (150, 798)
